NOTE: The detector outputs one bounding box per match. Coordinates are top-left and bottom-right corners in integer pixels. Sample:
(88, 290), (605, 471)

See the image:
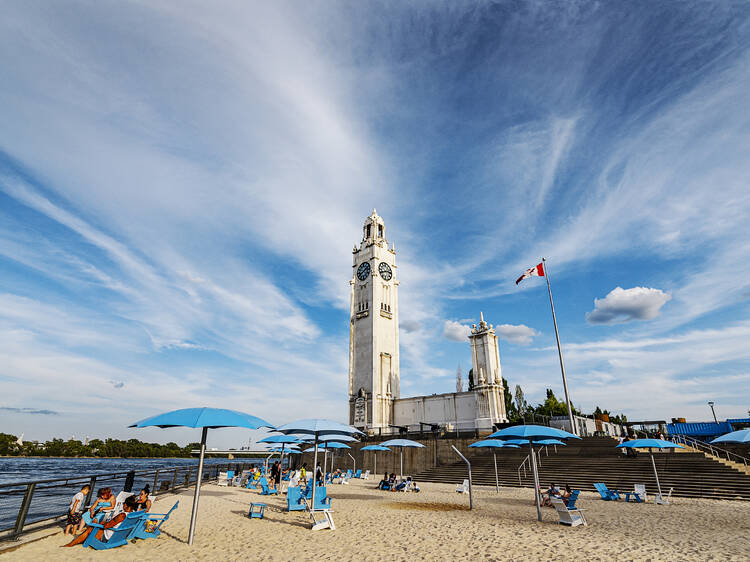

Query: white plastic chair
(551, 498), (587, 526)
(217, 472), (229, 487)
(362, 470), (370, 480)
(456, 479), (469, 493)
(634, 483), (647, 502)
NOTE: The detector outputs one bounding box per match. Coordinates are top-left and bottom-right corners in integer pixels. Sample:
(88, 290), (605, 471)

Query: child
(65, 485), (89, 536)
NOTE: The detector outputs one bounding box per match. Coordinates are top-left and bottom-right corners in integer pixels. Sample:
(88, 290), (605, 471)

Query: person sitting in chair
(136, 485), (152, 512)
(561, 484), (573, 505)
(542, 483), (561, 506)
(63, 496), (138, 547)
(378, 472), (390, 490)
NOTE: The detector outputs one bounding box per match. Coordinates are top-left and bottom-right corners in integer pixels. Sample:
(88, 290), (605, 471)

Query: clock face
(378, 262), (393, 281)
(356, 261), (371, 280)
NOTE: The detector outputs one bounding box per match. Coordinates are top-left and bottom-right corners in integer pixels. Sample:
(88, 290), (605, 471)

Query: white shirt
(69, 492), (85, 513)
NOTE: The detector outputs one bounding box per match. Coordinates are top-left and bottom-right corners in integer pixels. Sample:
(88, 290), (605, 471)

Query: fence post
(153, 470), (160, 495)
(171, 468), (179, 490)
(12, 483), (36, 539)
(85, 476), (96, 506)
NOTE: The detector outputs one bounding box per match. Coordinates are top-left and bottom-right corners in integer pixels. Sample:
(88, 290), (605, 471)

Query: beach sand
(4, 478), (749, 561)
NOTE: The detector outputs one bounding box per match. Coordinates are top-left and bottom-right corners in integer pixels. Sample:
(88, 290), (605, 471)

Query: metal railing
(672, 435), (749, 467)
(517, 446), (550, 484)
(0, 460), (256, 541)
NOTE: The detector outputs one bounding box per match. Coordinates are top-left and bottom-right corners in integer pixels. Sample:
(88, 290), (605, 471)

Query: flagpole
(542, 258), (577, 436)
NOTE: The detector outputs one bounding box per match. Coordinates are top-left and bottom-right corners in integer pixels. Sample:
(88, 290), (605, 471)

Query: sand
(4, 478), (749, 561)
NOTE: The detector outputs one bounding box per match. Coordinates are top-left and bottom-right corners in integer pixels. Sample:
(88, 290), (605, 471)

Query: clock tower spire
(349, 210), (399, 429)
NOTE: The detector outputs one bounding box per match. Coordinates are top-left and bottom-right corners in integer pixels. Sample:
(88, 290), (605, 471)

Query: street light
(708, 401), (718, 424)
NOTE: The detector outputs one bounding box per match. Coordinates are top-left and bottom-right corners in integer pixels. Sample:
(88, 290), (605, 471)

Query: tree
(514, 385), (525, 415)
(467, 368), (475, 391)
(502, 377), (518, 420)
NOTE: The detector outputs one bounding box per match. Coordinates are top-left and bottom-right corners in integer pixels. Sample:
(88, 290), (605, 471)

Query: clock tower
(348, 209), (400, 430)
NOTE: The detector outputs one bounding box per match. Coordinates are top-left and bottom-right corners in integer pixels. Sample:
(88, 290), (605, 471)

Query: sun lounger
(655, 487), (673, 505)
(551, 498), (587, 527)
(593, 482), (620, 501)
(456, 479), (469, 494)
(82, 512), (147, 549)
(130, 501), (179, 540)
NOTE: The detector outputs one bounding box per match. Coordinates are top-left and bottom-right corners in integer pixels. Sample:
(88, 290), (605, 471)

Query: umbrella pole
(493, 452), (499, 493)
(188, 427), (208, 546)
(529, 444), (542, 522)
(310, 436), (319, 528)
(650, 450), (663, 498)
(400, 450), (403, 481)
(374, 452), (377, 476)
(323, 443), (328, 479)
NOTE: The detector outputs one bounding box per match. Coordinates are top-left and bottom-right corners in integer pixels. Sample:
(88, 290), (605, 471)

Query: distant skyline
(1, 2), (749, 448)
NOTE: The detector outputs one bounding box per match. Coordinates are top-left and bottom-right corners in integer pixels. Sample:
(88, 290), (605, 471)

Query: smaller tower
(469, 312), (507, 425)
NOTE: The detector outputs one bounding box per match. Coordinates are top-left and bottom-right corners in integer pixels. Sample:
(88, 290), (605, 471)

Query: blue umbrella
(303, 442), (351, 452)
(299, 435), (360, 475)
(485, 425), (580, 521)
(275, 419), (362, 530)
(381, 439), (426, 480)
(361, 444), (391, 475)
(259, 435), (303, 472)
(130, 407), (273, 545)
(468, 440), (520, 493)
(488, 425), (579, 441)
(711, 429), (750, 444)
(617, 439), (685, 500)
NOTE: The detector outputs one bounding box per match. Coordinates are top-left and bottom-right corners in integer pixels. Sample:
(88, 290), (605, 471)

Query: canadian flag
(516, 262), (545, 285)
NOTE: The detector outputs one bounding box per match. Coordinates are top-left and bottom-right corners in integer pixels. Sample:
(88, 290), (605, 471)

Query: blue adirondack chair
(82, 512), (147, 550)
(345, 469), (353, 479)
(593, 483), (620, 501)
(312, 486), (332, 510)
(565, 490), (581, 509)
(259, 477), (278, 495)
(130, 501), (179, 540)
(286, 486), (306, 511)
(353, 469), (362, 479)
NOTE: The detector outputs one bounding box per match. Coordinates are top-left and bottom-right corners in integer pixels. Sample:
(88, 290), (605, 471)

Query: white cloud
(587, 286), (671, 325)
(442, 320), (471, 342)
(496, 324), (539, 345)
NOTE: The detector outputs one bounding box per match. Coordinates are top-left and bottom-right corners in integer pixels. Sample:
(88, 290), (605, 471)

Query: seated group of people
(377, 472), (419, 492)
(63, 484), (152, 547)
(540, 483), (574, 506)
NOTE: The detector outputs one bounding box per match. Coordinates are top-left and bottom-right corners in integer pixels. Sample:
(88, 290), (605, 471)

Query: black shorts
(66, 511), (82, 526)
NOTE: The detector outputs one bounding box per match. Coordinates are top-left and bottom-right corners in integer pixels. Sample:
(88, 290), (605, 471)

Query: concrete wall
(393, 392), (478, 430)
(295, 436), (497, 477)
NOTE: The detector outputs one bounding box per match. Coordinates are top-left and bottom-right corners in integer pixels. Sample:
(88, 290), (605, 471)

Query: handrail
(451, 446), (472, 510)
(672, 435), (748, 466)
(517, 454), (530, 485)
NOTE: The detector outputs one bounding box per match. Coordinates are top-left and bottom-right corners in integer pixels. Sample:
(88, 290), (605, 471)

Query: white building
(348, 210), (507, 433)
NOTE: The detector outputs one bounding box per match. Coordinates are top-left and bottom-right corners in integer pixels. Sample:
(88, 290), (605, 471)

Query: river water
(0, 457), (261, 533)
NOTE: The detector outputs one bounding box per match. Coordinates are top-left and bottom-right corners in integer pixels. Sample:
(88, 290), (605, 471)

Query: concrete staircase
(412, 437), (750, 500)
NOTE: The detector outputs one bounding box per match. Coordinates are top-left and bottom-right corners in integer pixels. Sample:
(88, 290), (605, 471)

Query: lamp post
(708, 401), (718, 424)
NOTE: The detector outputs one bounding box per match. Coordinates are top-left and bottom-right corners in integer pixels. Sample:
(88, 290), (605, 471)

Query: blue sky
(1, 1), (749, 448)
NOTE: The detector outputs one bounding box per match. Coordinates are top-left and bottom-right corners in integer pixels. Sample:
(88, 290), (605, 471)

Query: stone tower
(469, 312), (508, 425)
(348, 210), (400, 429)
